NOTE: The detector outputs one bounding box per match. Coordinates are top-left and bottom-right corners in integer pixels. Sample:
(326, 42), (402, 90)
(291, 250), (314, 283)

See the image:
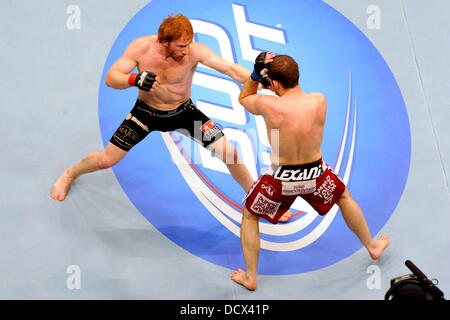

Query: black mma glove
(128, 71), (157, 91)
(251, 52), (268, 81)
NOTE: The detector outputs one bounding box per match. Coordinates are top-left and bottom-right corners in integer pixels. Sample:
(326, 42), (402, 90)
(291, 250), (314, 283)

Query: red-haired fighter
(51, 14), (264, 211)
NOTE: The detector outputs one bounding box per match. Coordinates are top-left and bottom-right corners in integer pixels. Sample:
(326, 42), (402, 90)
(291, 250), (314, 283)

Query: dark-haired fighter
(231, 52), (390, 290)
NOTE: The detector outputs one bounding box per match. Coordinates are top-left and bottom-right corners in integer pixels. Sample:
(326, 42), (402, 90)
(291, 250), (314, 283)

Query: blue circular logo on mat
(98, 0), (410, 274)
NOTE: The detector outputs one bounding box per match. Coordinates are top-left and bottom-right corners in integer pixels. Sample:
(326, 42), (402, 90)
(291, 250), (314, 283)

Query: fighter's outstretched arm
(193, 42), (251, 83)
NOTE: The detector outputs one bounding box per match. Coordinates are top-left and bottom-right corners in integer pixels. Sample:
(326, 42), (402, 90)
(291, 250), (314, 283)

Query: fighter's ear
(271, 79), (281, 90)
(161, 39), (170, 47)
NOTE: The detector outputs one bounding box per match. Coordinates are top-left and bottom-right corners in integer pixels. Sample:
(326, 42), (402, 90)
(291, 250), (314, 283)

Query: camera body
(385, 260), (445, 301)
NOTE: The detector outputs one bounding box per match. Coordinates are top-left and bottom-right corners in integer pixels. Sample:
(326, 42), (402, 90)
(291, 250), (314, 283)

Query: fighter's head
(266, 55), (300, 92)
(158, 14), (194, 43)
(158, 14), (194, 61)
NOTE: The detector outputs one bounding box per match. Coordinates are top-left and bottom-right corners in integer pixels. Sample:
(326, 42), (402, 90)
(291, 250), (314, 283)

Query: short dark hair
(268, 55), (299, 88)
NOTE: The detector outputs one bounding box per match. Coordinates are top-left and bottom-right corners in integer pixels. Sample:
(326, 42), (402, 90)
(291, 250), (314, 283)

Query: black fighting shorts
(110, 99), (224, 151)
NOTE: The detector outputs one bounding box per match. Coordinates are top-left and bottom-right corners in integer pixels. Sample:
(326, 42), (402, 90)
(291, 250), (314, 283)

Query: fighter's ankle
(65, 166), (77, 180)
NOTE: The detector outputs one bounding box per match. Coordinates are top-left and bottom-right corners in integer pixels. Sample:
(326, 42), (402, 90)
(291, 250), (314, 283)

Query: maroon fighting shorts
(243, 159), (346, 224)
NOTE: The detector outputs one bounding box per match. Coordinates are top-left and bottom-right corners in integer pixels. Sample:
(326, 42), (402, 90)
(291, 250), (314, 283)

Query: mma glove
(251, 51), (268, 81)
(128, 71), (157, 91)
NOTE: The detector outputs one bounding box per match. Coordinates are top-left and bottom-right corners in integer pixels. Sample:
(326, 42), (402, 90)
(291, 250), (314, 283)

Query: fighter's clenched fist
(128, 71), (159, 91)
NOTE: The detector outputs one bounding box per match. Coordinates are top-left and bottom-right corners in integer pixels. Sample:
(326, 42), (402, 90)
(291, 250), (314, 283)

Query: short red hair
(158, 14), (194, 43)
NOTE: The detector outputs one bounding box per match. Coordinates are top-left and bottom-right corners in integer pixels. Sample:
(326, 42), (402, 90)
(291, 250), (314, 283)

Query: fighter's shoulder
(127, 35), (155, 53)
(260, 94), (279, 104)
(190, 41), (208, 51)
(309, 92), (327, 108)
(190, 41), (215, 60)
(259, 94), (280, 113)
(309, 92), (326, 101)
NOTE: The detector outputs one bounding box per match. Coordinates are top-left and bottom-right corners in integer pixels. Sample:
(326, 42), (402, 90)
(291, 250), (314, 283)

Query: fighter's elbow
(105, 71), (127, 89)
(238, 96), (247, 106)
(104, 73), (114, 87)
(239, 100), (257, 115)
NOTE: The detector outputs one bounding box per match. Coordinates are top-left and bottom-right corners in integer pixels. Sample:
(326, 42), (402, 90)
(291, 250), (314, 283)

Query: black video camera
(385, 260), (445, 300)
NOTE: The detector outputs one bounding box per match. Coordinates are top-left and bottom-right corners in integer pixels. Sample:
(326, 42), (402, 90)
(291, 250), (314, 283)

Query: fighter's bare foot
(367, 235), (390, 260)
(231, 268), (257, 291)
(51, 167), (75, 201)
(278, 210), (292, 223)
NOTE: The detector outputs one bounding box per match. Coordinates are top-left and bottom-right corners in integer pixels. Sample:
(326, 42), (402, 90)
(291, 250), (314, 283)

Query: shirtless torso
(238, 70), (326, 166)
(129, 35), (196, 108)
(262, 90), (326, 165)
(105, 35), (249, 110)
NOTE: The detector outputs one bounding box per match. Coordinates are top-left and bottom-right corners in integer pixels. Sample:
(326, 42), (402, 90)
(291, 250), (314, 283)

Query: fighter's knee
(97, 158), (111, 170)
(224, 147), (239, 165)
(208, 138), (238, 164)
(221, 141), (240, 165)
(336, 187), (351, 205)
(243, 207), (259, 220)
(96, 153), (117, 170)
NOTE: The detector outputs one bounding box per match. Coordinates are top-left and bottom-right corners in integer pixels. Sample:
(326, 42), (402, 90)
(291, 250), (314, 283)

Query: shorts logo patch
(116, 125), (139, 143)
(250, 193), (281, 219)
(129, 114), (149, 132)
(261, 183), (274, 196)
(314, 175), (337, 204)
(282, 180), (316, 196)
(201, 120), (221, 140)
(273, 166), (322, 181)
